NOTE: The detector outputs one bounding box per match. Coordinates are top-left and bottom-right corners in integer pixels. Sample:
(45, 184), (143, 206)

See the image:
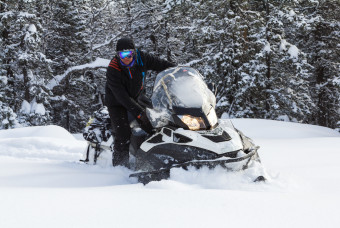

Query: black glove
(137, 111), (154, 134)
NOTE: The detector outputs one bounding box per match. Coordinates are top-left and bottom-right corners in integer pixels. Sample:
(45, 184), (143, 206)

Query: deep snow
(0, 119), (340, 228)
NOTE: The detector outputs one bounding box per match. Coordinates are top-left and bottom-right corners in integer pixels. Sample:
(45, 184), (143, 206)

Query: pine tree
(0, 0), (53, 127)
(47, 0), (93, 132)
(293, 0), (340, 128)
(259, 2), (315, 122)
(0, 101), (20, 129)
(0, 47), (20, 129)
(209, 0), (267, 118)
(1, 0), (339, 132)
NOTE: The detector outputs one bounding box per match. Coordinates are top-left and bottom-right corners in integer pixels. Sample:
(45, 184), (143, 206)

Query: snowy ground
(1, 119), (340, 228)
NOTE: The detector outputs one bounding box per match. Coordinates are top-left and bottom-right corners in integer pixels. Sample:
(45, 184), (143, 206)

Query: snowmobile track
(130, 150), (259, 185)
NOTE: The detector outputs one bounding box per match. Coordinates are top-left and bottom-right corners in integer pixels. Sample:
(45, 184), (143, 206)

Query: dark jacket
(105, 51), (175, 117)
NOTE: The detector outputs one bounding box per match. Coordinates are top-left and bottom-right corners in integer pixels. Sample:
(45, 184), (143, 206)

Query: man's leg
(107, 105), (131, 168)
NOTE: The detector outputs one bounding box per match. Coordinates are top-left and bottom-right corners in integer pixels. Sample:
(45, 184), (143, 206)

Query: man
(105, 37), (176, 168)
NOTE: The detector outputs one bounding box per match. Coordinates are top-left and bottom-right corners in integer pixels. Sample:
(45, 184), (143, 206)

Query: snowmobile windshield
(148, 67), (217, 130)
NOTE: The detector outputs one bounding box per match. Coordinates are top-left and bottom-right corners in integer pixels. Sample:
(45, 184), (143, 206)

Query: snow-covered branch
(47, 58), (110, 89)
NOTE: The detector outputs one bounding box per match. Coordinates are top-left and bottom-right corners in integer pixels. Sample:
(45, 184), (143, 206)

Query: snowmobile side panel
(135, 143), (228, 171)
(202, 131), (231, 142)
(130, 149), (260, 184)
(140, 126), (244, 156)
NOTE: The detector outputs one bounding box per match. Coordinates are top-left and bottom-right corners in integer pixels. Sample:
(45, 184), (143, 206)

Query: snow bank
(229, 118), (340, 139)
(0, 125), (85, 161)
(0, 157), (132, 188)
(0, 125), (75, 140)
(1, 119), (340, 228)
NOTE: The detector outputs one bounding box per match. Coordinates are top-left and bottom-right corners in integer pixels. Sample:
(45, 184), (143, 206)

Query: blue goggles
(118, 50), (135, 59)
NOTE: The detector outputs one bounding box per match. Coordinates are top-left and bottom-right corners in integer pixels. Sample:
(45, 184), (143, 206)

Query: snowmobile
(81, 66), (265, 184)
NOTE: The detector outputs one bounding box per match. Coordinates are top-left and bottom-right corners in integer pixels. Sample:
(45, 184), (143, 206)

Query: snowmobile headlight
(207, 108), (218, 127)
(179, 115), (206, 131)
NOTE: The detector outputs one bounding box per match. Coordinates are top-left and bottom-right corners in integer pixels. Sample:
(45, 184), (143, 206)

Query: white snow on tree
(0, 0), (339, 131)
(0, 0), (53, 127)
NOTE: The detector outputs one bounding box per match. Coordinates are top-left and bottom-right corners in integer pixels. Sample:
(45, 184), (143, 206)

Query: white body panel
(140, 119), (244, 155)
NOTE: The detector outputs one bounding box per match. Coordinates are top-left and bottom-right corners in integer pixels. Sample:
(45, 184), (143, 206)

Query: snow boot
(112, 149), (130, 169)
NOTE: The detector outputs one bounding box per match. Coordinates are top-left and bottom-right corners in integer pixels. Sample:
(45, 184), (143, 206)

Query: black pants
(107, 105), (131, 165)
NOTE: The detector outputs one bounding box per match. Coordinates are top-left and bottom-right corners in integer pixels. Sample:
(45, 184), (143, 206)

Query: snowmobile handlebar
(137, 93), (153, 109)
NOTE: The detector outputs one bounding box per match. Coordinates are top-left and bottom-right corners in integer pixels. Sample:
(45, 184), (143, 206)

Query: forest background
(0, 0), (339, 133)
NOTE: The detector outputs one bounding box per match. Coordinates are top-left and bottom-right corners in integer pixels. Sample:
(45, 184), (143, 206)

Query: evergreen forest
(1, 0), (339, 133)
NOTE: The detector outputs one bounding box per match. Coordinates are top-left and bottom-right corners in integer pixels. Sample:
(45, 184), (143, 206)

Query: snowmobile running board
(130, 149), (261, 185)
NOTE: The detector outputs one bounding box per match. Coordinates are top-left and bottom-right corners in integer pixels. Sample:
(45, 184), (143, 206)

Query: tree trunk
(23, 66), (30, 101)
(264, 0), (271, 114)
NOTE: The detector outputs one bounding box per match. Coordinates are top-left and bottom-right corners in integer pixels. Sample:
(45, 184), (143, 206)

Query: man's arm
(141, 52), (176, 72)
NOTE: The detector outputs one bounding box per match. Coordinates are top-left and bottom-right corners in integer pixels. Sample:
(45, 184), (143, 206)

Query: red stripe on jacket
(109, 58), (121, 71)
